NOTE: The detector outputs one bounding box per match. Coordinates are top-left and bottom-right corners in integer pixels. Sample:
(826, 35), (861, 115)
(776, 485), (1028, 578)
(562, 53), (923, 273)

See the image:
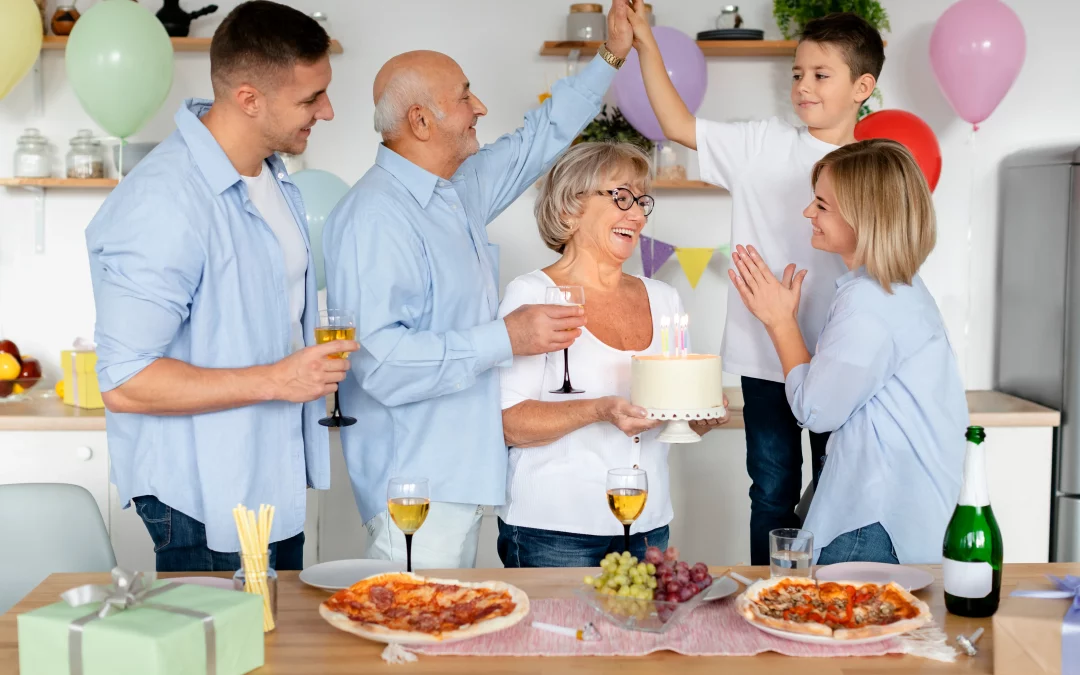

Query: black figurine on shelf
(156, 0), (219, 38)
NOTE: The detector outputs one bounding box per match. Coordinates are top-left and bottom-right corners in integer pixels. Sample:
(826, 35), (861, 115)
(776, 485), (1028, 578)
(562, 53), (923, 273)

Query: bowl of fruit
(0, 339), (43, 403)
(575, 545), (736, 633)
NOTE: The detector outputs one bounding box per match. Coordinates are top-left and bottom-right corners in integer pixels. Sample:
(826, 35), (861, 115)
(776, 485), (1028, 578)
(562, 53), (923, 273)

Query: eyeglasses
(597, 187), (655, 217)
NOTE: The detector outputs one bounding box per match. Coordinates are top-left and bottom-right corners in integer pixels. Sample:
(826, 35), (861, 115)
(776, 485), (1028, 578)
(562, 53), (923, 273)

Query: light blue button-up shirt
(786, 268), (967, 564)
(324, 55), (616, 523)
(86, 99), (328, 552)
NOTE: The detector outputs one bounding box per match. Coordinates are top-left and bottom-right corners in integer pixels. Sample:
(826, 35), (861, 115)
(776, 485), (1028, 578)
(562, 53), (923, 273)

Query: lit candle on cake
(679, 314), (689, 357)
(661, 316), (670, 357)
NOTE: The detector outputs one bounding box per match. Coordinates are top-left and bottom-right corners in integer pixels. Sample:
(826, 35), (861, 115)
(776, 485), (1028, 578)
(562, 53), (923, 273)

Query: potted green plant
(577, 105), (654, 153)
(772, 0), (890, 119)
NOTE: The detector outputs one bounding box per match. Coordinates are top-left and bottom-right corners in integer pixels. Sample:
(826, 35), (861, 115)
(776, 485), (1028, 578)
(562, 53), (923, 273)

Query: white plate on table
(814, 562), (934, 591)
(703, 575), (741, 602)
(299, 559), (406, 591)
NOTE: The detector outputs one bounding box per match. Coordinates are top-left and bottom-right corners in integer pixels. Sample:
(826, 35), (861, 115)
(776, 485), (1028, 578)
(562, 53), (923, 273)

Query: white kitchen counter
(0, 390), (1060, 570)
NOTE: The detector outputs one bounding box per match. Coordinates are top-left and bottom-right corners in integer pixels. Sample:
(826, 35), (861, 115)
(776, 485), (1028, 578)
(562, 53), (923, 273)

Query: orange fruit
(55, 380), (65, 398)
(0, 353), (20, 380)
(12, 383), (24, 394)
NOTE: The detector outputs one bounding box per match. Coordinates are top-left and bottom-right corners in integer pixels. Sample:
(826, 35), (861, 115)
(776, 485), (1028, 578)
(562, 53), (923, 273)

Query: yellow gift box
(61, 350), (104, 409)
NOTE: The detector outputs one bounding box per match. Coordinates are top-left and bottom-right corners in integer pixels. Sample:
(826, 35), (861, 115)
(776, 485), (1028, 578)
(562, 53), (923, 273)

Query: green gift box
(17, 570), (264, 675)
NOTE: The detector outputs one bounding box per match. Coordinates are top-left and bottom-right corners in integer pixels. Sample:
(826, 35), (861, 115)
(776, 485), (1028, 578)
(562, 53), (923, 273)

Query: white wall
(0, 0), (1068, 564)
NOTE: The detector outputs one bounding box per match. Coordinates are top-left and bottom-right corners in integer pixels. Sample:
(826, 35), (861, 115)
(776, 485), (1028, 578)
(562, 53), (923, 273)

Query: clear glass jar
(66, 129), (105, 179)
(233, 557), (278, 633)
(716, 5), (743, 30)
(14, 128), (52, 178)
(654, 141), (687, 181)
(566, 3), (605, 41)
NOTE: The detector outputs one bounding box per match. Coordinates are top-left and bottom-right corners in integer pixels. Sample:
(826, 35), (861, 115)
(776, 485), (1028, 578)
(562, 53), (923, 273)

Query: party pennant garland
(640, 234), (730, 289)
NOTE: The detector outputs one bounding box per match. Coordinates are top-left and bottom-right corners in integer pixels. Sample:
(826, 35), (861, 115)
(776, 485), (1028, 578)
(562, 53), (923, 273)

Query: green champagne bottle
(942, 426), (1003, 617)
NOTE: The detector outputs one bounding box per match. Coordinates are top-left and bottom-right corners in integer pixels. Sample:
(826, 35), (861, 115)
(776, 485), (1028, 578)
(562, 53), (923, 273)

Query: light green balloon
(291, 169), (351, 291)
(65, 0), (173, 138)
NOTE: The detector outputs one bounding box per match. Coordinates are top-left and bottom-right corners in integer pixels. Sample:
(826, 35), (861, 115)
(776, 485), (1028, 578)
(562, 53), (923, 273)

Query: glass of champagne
(387, 477), (430, 573)
(316, 309), (357, 428)
(546, 285), (585, 394)
(769, 528), (814, 578)
(607, 468), (648, 553)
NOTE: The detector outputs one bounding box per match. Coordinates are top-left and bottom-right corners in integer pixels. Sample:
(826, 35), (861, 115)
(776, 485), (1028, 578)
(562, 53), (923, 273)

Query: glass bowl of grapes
(574, 545), (719, 634)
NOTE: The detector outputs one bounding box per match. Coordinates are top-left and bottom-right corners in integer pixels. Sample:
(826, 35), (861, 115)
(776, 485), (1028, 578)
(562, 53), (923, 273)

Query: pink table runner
(408, 597), (954, 659)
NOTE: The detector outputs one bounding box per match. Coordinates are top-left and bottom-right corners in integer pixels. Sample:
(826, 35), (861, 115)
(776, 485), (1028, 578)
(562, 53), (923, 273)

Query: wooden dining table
(1, 563), (1075, 673)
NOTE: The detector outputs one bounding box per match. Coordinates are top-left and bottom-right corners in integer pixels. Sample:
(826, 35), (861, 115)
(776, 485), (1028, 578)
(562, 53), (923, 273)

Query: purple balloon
(929, 0), (1025, 129)
(614, 27), (707, 142)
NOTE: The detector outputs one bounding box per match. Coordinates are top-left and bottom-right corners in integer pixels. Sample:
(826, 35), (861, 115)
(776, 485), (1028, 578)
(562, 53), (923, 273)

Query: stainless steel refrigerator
(998, 146), (1080, 561)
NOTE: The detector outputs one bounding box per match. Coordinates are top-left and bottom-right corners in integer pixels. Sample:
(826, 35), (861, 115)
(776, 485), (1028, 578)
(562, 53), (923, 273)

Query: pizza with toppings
(319, 572), (530, 644)
(736, 576), (931, 640)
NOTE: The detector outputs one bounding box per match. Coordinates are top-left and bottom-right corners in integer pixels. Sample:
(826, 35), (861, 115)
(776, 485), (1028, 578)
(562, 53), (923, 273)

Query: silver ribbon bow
(61, 567), (217, 675)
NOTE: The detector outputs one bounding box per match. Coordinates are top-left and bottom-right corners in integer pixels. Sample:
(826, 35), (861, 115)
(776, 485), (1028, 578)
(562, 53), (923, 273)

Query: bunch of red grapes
(645, 545), (712, 603)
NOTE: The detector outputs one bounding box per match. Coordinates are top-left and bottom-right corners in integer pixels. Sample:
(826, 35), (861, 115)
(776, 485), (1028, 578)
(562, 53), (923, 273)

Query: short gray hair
(373, 69), (445, 140)
(535, 142), (652, 253)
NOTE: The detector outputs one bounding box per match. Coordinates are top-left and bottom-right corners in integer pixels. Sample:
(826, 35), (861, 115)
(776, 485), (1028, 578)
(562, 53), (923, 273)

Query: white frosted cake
(630, 354), (724, 411)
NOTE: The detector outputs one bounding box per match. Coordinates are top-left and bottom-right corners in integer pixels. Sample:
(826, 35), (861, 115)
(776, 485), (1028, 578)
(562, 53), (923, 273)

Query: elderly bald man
(323, 4), (633, 569)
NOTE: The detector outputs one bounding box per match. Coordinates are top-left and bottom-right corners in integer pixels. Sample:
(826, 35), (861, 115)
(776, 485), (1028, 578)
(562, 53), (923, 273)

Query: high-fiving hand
(729, 245), (807, 330)
(606, 0), (633, 59)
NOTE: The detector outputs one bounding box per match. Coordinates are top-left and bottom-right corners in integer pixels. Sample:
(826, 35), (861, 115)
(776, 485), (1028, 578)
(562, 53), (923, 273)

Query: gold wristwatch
(598, 43), (626, 70)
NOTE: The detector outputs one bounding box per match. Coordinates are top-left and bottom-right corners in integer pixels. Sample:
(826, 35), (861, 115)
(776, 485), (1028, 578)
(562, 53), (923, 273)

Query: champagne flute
(546, 285), (585, 394)
(387, 478), (430, 573)
(316, 309), (357, 428)
(607, 468), (648, 553)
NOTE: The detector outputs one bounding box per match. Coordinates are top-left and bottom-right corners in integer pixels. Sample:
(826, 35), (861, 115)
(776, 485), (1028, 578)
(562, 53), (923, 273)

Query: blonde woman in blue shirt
(729, 139), (966, 565)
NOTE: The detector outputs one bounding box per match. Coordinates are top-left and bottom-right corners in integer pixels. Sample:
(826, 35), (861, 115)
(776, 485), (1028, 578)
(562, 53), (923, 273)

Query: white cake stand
(645, 405), (728, 444)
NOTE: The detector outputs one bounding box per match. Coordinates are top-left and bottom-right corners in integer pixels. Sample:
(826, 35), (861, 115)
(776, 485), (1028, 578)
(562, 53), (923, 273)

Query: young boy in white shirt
(625, 6), (884, 565)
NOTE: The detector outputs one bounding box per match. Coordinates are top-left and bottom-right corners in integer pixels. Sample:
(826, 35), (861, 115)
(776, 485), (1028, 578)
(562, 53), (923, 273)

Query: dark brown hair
(210, 0), (330, 93)
(800, 12), (885, 84)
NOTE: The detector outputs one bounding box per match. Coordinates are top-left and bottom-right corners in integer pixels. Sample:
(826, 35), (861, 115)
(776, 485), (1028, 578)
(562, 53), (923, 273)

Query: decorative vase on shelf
(156, 0), (219, 38)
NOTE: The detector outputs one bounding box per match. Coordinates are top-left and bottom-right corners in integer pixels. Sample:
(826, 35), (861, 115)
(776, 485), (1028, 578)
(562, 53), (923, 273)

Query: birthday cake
(630, 354), (724, 411)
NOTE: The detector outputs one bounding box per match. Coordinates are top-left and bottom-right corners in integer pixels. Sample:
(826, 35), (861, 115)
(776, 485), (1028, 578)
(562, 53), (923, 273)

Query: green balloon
(65, 0), (173, 138)
(291, 169), (351, 291)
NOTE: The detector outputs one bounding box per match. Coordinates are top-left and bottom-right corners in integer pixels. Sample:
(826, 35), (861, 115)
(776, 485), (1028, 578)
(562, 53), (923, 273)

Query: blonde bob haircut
(535, 141), (652, 254)
(811, 139), (936, 293)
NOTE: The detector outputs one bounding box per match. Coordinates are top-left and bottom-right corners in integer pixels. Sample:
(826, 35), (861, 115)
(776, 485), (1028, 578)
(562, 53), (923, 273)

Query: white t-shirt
(242, 164), (308, 351)
(496, 269), (683, 536)
(697, 116), (848, 383)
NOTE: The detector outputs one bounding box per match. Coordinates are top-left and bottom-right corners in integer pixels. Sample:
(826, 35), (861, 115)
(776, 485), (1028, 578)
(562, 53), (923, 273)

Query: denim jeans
(742, 376), (830, 565)
(497, 519), (670, 568)
(133, 495), (305, 572)
(817, 522), (898, 565)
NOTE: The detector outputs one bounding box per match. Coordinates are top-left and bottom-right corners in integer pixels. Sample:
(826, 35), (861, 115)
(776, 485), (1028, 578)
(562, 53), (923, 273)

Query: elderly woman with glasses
(495, 142), (730, 567)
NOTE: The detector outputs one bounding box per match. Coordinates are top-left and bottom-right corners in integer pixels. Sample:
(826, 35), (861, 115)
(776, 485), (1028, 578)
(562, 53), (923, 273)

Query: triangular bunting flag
(640, 235), (676, 278)
(715, 244), (730, 257)
(675, 248), (716, 288)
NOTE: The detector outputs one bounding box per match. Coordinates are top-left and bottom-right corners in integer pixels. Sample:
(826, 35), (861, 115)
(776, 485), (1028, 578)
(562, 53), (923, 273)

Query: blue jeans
(497, 519), (670, 568)
(817, 522), (898, 565)
(743, 376), (829, 565)
(133, 496), (305, 572)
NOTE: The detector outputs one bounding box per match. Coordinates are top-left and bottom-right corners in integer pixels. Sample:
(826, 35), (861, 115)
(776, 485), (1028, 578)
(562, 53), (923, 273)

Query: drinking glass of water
(770, 528), (813, 577)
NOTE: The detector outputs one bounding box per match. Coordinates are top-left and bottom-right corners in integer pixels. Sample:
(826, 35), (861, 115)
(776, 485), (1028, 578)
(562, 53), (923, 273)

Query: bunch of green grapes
(583, 551), (658, 601)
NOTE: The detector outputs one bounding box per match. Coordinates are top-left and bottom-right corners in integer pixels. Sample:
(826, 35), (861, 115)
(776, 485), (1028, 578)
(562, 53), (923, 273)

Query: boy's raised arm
(627, 1), (697, 149)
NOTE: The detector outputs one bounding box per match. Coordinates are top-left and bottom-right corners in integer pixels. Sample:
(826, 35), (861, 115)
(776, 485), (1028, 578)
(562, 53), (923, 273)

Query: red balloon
(854, 110), (942, 192)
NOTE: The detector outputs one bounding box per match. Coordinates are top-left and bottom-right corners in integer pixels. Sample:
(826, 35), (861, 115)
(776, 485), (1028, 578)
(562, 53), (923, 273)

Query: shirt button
(634, 437), (640, 444)
(277, 173), (284, 180)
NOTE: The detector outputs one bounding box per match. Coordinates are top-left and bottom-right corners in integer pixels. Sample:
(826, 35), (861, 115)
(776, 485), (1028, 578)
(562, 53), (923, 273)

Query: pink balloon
(613, 27), (707, 142)
(929, 0), (1025, 130)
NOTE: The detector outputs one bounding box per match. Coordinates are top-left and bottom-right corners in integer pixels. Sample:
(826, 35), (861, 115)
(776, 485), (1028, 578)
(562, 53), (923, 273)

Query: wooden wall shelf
(541, 40), (800, 57)
(0, 178), (118, 189)
(41, 36), (344, 54)
(652, 178), (722, 190)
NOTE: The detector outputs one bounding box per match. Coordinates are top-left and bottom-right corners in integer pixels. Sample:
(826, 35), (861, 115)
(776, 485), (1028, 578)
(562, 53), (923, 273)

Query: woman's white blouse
(497, 269), (686, 536)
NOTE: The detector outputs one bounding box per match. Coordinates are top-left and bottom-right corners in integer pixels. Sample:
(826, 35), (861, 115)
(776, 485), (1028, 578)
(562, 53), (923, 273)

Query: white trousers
(364, 501), (484, 569)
